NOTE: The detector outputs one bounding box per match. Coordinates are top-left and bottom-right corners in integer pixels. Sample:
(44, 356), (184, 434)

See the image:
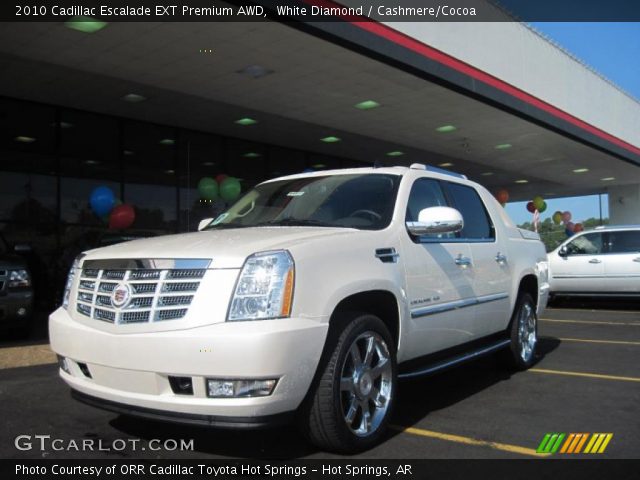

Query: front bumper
(49, 307), (328, 422)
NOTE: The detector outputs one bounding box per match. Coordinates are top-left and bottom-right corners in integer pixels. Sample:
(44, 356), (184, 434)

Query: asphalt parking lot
(1, 301), (639, 460)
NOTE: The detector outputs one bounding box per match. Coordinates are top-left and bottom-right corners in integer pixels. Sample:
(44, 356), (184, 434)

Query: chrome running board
(398, 338), (511, 379)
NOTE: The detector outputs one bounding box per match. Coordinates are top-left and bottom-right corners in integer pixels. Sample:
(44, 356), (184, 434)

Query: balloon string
(532, 209), (540, 233)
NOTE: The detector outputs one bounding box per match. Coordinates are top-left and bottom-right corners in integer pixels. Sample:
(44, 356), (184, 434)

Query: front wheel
(300, 313), (397, 453)
(503, 292), (538, 370)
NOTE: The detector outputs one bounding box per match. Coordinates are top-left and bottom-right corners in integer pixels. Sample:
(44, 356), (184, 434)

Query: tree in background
(517, 217), (609, 252)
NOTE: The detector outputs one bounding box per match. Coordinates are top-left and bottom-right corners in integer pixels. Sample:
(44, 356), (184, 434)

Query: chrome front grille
(75, 266), (205, 324)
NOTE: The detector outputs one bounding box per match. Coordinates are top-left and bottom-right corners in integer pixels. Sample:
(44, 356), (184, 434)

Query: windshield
(205, 173), (401, 231)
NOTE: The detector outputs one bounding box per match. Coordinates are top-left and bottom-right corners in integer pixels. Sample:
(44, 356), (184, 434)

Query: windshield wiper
(206, 219), (341, 229)
(203, 223), (255, 230)
(258, 218), (338, 228)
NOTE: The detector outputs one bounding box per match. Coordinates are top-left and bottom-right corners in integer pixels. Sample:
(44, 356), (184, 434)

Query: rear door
(444, 181), (511, 336)
(550, 232), (605, 292)
(603, 230), (640, 293)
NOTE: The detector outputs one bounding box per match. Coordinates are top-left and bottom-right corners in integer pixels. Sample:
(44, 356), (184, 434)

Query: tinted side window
(607, 231), (640, 254)
(405, 178), (451, 239)
(446, 182), (494, 240)
(566, 233), (603, 255)
(405, 178), (448, 221)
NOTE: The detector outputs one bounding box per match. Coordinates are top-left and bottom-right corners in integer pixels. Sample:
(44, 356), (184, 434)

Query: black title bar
(3, 0), (640, 22)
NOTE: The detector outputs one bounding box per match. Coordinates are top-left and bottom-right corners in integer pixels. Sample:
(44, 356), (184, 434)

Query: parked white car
(50, 164), (549, 452)
(548, 225), (640, 299)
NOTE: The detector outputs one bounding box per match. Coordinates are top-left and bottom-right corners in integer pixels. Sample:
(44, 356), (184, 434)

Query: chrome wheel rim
(517, 302), (537, 362)
(340, 331), (393, 437)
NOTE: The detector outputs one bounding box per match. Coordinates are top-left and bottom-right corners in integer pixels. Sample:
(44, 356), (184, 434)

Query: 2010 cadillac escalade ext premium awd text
(50, 164), (549, 452)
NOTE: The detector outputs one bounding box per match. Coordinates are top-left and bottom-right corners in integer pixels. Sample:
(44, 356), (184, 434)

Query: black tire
(503, 292), (538, 370)
(299, 313), (397, 453)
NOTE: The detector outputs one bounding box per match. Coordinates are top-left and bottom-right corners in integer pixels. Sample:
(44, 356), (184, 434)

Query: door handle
(495, 253), (508, 264)
(589, 259), (602, 264)
(633, 257), (640, 263)
(455, 255), (472, 267)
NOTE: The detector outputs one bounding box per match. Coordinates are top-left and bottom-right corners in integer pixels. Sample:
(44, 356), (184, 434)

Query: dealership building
(0, 1), (639, 308)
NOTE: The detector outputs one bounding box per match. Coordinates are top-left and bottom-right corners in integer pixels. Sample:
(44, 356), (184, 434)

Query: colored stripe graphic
(560, 433), (589, 454)
(584, 433), (613, 454)
(538, 433), (613, 454)
(536, 433), (565, 454)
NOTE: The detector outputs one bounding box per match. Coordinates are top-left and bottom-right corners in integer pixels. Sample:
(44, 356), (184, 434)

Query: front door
(551, 232), (605, 292)
(401, 177), (475, 360)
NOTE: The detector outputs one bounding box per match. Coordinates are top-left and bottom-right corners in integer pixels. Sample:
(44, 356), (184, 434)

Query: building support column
(608, 185), (640, 224)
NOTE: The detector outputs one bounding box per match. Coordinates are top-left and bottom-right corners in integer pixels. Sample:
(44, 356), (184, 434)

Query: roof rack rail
(410, 163), (467, 180)
(594, 224), (640, 230)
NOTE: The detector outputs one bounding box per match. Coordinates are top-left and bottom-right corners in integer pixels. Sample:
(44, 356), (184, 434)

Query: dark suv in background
(0, 233), (33, 337)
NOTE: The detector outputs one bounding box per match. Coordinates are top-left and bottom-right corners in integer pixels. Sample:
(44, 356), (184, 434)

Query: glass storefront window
(179, 131), (226, 231)
(59, 110), (120, 181)
(269, 147), (306, 177)
(123, 121), (177, 231)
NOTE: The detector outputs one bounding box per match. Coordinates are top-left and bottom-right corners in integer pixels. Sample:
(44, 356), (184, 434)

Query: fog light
(57, 355), (71, 374)
(17, 308), (27, 316)
(206, 379), (277, 398)
(168, 376), (193, 395)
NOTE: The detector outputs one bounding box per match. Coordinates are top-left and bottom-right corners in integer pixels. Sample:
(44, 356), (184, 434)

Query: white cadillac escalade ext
(50, 164), (549, 452)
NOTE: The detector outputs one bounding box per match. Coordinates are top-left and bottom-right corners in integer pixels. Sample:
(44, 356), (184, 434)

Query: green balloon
(198, 177), (218, 200)
(533, 196), (545, 211)
(539, 201), (547, 213)
(220, 177), (241, 202)
(552, 211), (562, 225)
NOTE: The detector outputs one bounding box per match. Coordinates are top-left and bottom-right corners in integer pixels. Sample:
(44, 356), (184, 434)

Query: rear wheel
(503, 292), (538, 370)
(300, 313), (396, 453)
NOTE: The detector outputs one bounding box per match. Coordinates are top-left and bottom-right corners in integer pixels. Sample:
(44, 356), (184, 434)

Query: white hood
(82, 227), (359, 269)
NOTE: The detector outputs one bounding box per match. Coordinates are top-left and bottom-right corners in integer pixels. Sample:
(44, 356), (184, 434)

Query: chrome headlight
(8, 269), (31, 288)
(62, 254), (85, 310)
(227, 250), (294, 321)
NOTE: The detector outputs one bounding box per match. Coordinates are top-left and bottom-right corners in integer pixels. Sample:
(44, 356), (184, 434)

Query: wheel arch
(330, 290), (401, 350)
(517, 273), (539, 310)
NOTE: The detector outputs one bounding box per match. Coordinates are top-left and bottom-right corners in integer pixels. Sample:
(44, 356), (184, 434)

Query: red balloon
(496, 189), (509, 204)
(526, 201), (536, 213)
(109, 204), (135, 229)
(215, 174), (228, 184)
(573, 223), (584, 233)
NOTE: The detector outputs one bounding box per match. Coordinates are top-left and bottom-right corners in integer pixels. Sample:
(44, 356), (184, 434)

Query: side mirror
(558, 245), (569, 257)
(197, 218), (213, 232)
(406, 206), (464, 236)
(14, 244), (32, 253)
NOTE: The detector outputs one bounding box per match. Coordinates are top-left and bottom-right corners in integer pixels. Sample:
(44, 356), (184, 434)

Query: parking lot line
(555, 337), (640, 346)
(540, 318), (640, 326)
(546, 307), (640, 315)
(391, 425), (548, 457)
(530, 368), (640, 383)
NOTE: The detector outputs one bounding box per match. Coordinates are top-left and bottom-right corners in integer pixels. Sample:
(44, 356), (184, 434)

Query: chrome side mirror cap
(558, 245), (569, 257)
(198, 218), (213, 231)
(406, 206), (464, 236)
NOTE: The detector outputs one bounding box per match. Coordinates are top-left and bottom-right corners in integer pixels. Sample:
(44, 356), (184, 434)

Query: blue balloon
(565, 229), (574, 237)
(90, 186), (115, 217)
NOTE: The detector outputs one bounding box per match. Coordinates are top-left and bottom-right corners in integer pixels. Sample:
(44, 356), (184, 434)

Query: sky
(505, 195), (609, 226)
(503, 22), (639, 225)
